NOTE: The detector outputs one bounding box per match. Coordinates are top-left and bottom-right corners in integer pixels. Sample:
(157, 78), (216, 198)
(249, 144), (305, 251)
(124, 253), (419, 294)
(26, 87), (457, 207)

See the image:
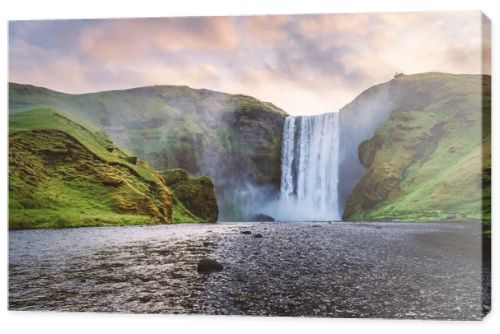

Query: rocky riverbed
(9, 221), (488, 319)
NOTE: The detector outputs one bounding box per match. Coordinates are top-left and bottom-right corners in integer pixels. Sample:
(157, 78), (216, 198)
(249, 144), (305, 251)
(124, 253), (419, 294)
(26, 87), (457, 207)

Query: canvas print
(8, 12), (491, 319)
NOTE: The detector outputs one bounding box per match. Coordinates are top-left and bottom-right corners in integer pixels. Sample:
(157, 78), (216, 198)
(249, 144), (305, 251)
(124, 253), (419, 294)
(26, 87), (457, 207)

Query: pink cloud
(9, 12), (489, 115)
(240, 15), (290, 43)
(80, 17), (239, 64)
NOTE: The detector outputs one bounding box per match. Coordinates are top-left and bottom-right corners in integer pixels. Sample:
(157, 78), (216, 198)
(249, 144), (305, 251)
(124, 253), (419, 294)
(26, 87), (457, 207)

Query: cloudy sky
(9, 12), (489, 115)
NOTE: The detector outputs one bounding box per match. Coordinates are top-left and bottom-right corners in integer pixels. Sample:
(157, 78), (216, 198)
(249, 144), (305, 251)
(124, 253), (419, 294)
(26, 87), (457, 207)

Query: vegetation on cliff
(9, 108), (208, 229)
(9, 83), (288, 220)
(161, 168), (218, 223)
(343, 73), (490, 225)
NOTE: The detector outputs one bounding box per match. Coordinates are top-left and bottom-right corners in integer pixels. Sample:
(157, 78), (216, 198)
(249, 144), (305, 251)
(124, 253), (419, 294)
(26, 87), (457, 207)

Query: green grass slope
(343, 74), (491, 223)
(9, 108), (206, 229)
(9, 83), (288, 220)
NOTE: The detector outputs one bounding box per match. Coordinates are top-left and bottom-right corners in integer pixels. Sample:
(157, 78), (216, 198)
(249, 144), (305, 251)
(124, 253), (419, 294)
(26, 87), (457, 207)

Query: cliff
(9, 108), (211, 228)
(9, 83), (288, 220)
(342, 73), (490, 222)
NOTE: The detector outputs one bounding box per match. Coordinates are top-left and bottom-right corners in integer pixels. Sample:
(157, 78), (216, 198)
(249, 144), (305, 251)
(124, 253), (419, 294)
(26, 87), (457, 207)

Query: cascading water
(272, 112), (340, 221)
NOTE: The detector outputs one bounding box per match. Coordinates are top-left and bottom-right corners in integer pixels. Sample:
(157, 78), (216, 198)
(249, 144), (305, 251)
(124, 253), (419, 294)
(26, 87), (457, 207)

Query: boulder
(197, 258), (223, 273)
(251, 213), (275, 222)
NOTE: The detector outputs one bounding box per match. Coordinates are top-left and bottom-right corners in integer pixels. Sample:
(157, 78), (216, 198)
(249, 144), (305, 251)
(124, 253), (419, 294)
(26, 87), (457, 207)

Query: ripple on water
(9, 221), (486, 319)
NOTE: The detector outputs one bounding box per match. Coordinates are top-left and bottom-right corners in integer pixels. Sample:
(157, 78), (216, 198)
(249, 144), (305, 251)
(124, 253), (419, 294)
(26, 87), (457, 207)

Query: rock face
(9, 83), (288, 220)
(342, 73), (490, 222)
(161, 168), (218, 223)
(9, 109), (178, 228)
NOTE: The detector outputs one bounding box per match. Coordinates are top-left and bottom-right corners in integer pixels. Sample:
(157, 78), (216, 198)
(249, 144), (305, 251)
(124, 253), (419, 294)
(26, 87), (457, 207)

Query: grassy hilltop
(9, 108), (216, 229)
(344, 73), (490, 226)
(9, 83), (288, 220)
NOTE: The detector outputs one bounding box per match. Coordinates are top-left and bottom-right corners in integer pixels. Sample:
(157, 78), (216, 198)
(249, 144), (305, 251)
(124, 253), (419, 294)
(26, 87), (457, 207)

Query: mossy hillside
(10, 83), (288, 220)
(343, 74), (490, 223)
(9, 108), (156, 182)
(8, 109), (200, 228)
(9, 129), (173, 228)
(161, 168), (219, 223)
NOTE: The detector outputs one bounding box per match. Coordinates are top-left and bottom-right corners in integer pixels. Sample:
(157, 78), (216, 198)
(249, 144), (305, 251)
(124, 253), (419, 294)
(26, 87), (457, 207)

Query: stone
(197, 258), (223, 273)
(251, 214), (275, 222)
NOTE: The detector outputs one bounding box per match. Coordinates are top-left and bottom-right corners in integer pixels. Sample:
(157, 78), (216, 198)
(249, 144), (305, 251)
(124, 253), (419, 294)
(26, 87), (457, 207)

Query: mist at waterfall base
(233, 79), (401, 222)
(261, 112), (342, 221)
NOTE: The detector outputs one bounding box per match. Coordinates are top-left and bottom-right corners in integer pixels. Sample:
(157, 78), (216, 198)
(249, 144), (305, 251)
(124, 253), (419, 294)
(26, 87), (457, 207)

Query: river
(9, 221), (487, 319)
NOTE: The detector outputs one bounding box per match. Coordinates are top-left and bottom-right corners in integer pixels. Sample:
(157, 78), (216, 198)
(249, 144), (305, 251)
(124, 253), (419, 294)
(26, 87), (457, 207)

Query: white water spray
(272, 112), (340, 221)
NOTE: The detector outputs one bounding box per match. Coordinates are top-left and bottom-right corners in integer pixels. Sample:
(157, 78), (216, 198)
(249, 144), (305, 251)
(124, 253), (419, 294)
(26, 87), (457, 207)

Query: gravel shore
(9, 221), (487, 319)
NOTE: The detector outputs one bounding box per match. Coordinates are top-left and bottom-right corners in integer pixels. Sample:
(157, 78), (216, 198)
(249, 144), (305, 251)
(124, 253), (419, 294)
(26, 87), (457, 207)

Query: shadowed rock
(161, 168), (218, 223)
(197, 258), (223, 273)
(252, 214), (275, 222)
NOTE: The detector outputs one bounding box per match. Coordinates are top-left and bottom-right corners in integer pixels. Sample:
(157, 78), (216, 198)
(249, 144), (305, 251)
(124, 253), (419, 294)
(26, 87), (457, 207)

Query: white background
(0, 0), (498, 333)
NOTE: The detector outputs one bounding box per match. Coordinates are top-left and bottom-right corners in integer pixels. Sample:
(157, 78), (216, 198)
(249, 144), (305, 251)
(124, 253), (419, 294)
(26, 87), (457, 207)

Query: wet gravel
(9, 221), (487, 319)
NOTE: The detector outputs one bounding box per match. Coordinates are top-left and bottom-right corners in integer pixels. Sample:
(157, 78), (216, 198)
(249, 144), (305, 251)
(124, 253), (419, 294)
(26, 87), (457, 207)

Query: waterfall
(273, 112), (340, 221)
